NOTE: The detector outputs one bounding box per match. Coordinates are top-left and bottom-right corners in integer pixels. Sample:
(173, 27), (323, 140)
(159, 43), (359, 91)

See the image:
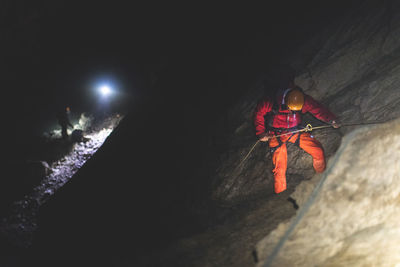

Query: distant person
(57, 106), (73, 140)
(254, 73), (340, 194)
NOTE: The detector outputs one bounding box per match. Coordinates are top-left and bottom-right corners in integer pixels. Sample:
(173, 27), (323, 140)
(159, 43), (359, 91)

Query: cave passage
(0, 114), (122, 248)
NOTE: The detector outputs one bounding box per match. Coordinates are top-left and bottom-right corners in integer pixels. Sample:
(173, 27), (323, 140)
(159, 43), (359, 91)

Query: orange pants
(269, 132), (326, 194)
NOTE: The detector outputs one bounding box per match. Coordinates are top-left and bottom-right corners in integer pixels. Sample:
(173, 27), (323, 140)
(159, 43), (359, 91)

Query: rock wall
(211, 0), (400, 206)
(256, 118), (400, 267)
(250, 1), (400, 266)
(294, 0), (400, 126)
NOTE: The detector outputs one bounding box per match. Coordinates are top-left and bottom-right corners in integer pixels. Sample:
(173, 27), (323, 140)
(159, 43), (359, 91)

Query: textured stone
(256, 118), (400, 267)
(252, 1), (400, 266)
(212, 0), (400, 206)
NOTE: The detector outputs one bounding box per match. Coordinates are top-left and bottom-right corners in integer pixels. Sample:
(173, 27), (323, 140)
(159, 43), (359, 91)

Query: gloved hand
(331, 120), (341, 128)
(258, 132), (271, 142)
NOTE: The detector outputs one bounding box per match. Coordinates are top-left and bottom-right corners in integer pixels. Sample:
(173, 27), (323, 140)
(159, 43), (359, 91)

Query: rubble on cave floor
(0, 113), (123, 248)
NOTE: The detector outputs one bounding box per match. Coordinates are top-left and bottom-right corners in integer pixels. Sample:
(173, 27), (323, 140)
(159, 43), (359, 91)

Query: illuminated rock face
(212, 0), (400, 204)
(208, 1), (400, 265)
(256, 118), (400, 267)
(294, 1), (400, 127)
(249, 1), (400, 265)
(0, 115), (120, 248)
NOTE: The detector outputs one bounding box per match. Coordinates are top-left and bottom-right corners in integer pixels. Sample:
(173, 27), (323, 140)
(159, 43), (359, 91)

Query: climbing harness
(238, 124), (314, 166)
(238, 120), (388, 167)
(269, 131), (298, 154)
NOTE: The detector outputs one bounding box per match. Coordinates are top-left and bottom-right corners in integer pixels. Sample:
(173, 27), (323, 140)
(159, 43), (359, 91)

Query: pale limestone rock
(256, 119), (400, 267)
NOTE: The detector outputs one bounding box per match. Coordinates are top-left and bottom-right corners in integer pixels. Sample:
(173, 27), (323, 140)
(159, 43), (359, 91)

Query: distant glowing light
(99, 85), (112, 96)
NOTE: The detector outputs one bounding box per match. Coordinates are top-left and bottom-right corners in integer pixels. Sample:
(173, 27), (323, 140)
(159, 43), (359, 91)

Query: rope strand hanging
(238, 120), (389, 167)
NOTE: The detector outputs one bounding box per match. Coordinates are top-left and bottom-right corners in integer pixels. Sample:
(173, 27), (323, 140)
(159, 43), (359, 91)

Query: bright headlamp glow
(99, 85), (112, 96)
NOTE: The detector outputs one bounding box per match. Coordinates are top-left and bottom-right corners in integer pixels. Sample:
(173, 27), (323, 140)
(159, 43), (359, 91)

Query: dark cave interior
(1, 1), (364, 266)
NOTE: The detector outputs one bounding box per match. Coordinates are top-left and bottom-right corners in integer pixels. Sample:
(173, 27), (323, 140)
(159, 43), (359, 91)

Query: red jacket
(254, 89), (336, 136)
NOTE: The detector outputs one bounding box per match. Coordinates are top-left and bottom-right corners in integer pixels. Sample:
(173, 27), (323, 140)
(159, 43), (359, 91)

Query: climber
(254, 79), (340, 194)
(57, 106), (73, 140)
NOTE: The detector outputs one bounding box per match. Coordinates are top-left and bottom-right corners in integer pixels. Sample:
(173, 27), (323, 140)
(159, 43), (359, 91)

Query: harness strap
(269, 126), (300, 133)
(294, 132), (302, 147)
(270, 132), (297, 154)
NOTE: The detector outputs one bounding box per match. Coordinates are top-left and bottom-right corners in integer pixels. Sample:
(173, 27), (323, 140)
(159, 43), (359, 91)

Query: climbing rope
(238, 124), (321, 166)
(238, 120), (389, 167)
(225, 120), (388, 204)
(239, 140), (261, 166)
